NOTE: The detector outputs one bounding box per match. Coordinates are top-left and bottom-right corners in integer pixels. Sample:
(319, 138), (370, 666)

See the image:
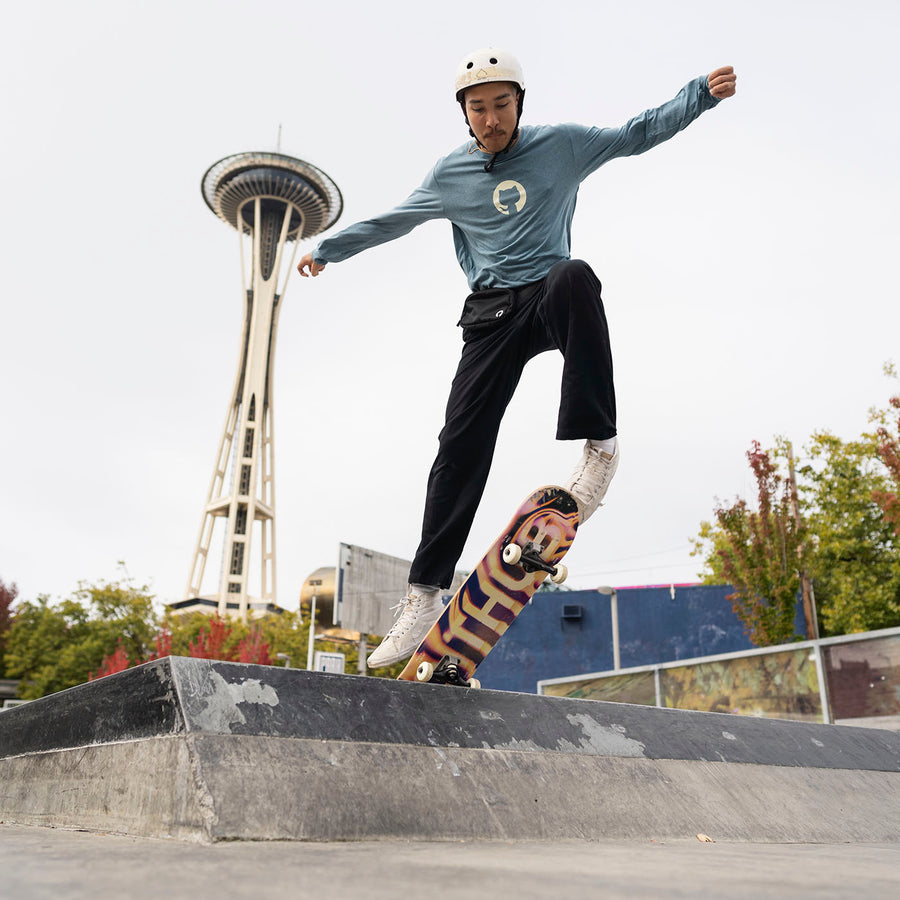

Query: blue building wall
(474, 584), (806, 693)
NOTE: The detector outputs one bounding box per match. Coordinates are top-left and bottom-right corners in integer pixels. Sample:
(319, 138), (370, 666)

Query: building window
(230, 542), (245, 575)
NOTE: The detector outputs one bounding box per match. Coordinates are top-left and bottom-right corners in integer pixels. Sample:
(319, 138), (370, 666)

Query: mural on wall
(541, 670), (656, 705)
(660, 648), (822, 721)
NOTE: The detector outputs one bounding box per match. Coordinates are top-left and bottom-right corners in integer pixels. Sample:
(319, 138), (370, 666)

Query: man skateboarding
(297, 48), (737, 668)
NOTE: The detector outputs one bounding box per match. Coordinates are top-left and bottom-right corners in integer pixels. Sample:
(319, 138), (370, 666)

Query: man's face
(464, 81), (520, 153)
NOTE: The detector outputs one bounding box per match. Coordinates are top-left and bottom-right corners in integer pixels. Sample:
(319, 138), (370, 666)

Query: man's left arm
(576, 65), (737, 173)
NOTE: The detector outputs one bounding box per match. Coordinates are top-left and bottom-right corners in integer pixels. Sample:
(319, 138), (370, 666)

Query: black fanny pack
(457, 287), (515, 328)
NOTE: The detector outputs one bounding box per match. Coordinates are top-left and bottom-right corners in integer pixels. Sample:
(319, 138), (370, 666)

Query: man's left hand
(708, 66), (737, 100)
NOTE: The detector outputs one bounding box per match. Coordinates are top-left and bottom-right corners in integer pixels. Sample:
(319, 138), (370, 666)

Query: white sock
(410, 583), (440, 597)
(589, 437), (617, 455)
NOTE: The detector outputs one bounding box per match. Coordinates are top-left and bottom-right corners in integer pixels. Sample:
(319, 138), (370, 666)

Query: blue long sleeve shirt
(313, 75), (720, 290)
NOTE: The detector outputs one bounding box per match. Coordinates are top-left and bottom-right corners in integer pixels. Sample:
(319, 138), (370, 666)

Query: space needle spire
(181, 151), (342, 619)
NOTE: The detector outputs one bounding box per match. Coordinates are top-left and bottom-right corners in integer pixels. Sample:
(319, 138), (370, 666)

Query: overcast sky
(2, 0), (898, 614)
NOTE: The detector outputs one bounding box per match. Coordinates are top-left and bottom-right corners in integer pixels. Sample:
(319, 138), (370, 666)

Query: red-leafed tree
(236, 627), (272, 665)
(183, 619), (272, 664)
(148, 628), (173, 660)
(188, 617), (236, 660)
(89, 640), (131, 680)
(874, 393), (900, 537)
(709, 441), (806, 646)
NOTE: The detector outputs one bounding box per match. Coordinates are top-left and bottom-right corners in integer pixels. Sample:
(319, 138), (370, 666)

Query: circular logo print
(492, 180), (527, 215)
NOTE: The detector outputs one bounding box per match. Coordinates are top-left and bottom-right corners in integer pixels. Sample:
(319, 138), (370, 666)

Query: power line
(594, 543), (693, 565)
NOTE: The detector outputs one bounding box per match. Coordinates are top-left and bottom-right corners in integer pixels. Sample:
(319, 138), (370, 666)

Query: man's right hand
(297, 253), (326, 277)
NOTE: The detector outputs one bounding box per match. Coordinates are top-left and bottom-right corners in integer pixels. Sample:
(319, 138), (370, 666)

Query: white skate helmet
(454, 47), (525, 101)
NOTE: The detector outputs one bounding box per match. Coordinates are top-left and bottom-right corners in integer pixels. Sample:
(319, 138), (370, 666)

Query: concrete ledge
(0, 738), (208, 842)
(1, 657), (899, 843)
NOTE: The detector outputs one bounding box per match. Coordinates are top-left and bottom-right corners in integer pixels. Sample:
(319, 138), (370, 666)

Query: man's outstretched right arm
(296, 172), (445, 279)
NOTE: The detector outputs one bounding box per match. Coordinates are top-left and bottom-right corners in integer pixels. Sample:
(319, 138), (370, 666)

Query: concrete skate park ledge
(1, 657), (898, 843)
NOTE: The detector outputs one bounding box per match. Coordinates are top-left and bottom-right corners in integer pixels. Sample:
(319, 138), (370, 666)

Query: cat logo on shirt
(493, 180), (527, 215)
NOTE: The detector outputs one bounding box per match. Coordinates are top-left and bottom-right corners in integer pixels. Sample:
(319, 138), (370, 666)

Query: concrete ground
(1, 824), (898, 899)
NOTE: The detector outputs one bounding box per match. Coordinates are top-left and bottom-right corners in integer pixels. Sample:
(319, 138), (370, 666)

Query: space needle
(179, 150), (342, 620)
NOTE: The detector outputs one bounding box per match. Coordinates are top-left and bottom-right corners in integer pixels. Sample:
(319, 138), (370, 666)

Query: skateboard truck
(416, 655), (481, 689)
(502, 541), (568, 584)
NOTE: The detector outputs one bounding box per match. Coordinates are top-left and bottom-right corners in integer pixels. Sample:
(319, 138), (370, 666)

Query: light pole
(598, 585), (620, 670)
(306, 594), (317, 671)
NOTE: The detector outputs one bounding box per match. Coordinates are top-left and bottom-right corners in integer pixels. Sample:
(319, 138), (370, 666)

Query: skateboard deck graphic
(398, 486), (579, 686)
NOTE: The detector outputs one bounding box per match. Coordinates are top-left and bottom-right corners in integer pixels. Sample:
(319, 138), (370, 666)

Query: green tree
(693, 441), (806, 646)
(0, 578), (17, 678)
(695, 420), (900, 639)
(6, 573), (399, 698)
(6, 596), (108, 699)
(78, 577), (159, 664)
(5, 577), (158, 699)
(800, 431), (900, 635)
(255, 608), (310, 669)
(691, 520), (734, 585)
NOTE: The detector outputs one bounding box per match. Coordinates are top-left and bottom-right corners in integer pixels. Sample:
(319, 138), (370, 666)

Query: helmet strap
(483, 126), (519, 173)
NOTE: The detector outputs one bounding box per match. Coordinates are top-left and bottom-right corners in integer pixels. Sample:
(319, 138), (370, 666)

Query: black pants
(409, 259), (616, 589)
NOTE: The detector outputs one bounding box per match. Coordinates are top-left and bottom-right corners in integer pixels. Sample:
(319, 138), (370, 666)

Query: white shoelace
(571, 446), (615, 497)
(385, 596), (423, 639)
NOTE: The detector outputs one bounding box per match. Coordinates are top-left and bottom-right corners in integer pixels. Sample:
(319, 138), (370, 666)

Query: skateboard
(397, 485), (579, 688)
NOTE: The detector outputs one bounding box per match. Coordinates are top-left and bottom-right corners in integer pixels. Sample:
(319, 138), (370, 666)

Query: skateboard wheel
(550, 563), (568, 585)
(503, 543), (523, 565)
(468, 678), (482, 690)
(416, 661), (435, 682)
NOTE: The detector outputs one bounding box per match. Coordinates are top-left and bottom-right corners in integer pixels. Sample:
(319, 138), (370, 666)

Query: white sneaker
(564, 439), (620, 524)
(366, 585), (445, 668)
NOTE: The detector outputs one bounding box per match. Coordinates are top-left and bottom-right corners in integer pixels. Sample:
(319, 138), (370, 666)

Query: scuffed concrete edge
(192, 734), (900, 844)
(3, 729), (898, 845)
(162, 659), (900, 772)
(0, 737), (211, 843)
(170, 660), (280, 735)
